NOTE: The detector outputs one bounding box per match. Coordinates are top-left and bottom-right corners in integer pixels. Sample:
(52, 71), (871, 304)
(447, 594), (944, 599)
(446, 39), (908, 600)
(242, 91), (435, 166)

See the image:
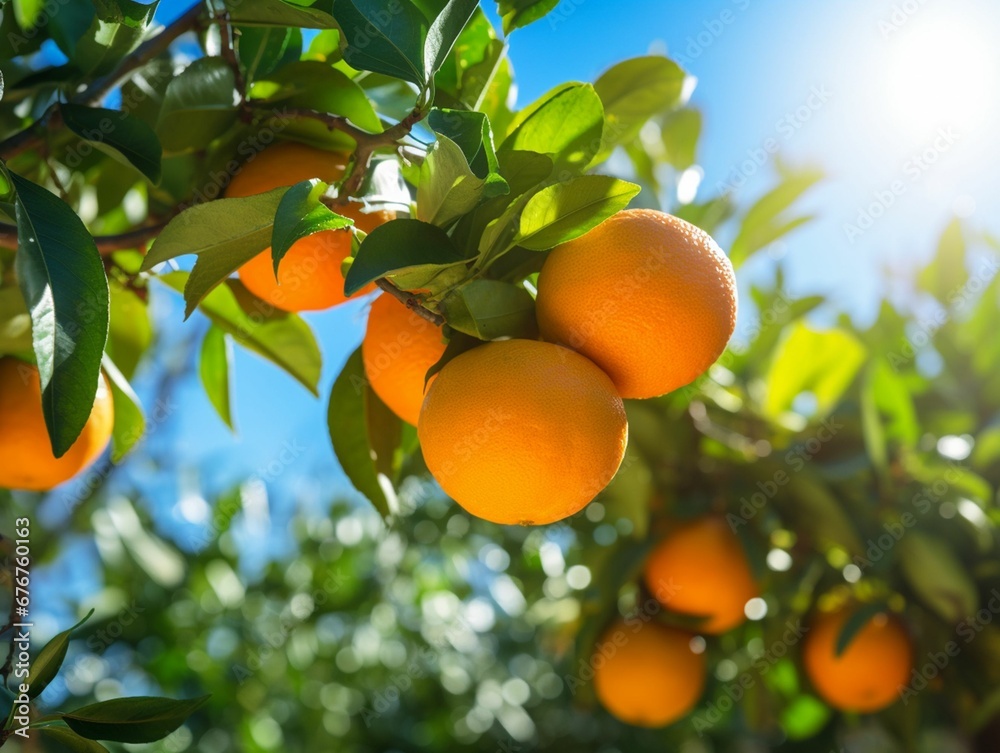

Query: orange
(535, 209), (737, 399)
(803, 603), (913, 713)
(643, 515), (759, 634)
(0, 358), (114, 491)
(225, 141), (393, 312)
(417, 340), (627, 525)
(362, 294), (447, 425)
(593, 617), (705, 727)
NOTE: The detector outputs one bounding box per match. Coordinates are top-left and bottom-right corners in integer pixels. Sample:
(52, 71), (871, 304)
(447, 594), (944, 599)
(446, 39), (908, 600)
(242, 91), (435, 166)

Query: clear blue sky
(70, 0), (1000, 527)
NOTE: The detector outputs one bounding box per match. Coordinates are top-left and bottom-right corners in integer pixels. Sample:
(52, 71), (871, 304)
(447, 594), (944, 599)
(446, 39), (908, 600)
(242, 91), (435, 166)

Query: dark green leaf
(156, 58), (237, 154)
(27, 610), (94, 699)
(496, 0), (559, 33)
(11, 172), (110, 457)
(334, 0), (429, 85)
(328, 349), (399, 518)
(200, 326), (235, 431)
(70, 0), (158, 76)
(440, 279), (537, 340)
(158, 273), (321, 395)
(428, 108), (507, 197)
(101, 355), (144, 462)
(62, 695), (210, 744)
(237, 25), (303, 82)
(502, 83), (605, 175)
(60, 104), (162, 183)
(515, 176), (640, 251)
(225, 0), (338, 28)
(271, 180), (352, 276)
(834, 602), (889, 657)
(423, 0), (480, 79)
(345, 219), (469, 296)
(39, 727), (109, 753)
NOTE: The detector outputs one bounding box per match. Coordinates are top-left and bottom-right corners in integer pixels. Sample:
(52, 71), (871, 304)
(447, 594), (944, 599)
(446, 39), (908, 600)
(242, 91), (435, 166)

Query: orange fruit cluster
(0, 358), (114, 491)
(224, 142), (394, 312)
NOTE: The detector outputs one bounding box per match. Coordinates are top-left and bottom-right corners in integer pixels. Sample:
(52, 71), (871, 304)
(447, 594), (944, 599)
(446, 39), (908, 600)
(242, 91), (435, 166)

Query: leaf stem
(375, 280), (445, 327)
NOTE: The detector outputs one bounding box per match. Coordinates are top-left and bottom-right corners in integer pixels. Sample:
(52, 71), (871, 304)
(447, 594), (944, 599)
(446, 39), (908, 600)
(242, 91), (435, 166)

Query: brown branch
(213, 8), (246, 114)
(376, 279), (445, 326)
(0, 219), (170, 257)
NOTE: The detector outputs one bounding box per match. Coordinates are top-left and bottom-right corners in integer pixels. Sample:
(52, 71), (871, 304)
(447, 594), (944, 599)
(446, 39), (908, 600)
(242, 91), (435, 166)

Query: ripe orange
(803, 603), (913, 713)
(535, 209), (737, 399)
(0, 358), (114, 491)
(593, 617), (705, 727)
(362, 294), (447, 426)
(643, 515), (759, 634)
(417, 340), (627, 525)
(225, 141), (393, 312)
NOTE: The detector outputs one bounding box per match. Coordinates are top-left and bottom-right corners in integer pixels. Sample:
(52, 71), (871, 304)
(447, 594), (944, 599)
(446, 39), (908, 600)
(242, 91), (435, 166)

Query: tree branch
(375, 279), (445, 326)
(0, 220), (170, 257)
(0, 2), (205, 160)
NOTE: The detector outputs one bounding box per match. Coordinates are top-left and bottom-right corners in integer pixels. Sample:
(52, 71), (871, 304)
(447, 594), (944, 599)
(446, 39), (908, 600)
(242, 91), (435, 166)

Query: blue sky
(65, 0), (1000, 527)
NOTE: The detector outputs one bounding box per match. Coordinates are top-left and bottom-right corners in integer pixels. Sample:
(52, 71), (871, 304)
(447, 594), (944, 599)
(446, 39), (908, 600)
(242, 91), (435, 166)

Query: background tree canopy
(0, 0), (999, 751)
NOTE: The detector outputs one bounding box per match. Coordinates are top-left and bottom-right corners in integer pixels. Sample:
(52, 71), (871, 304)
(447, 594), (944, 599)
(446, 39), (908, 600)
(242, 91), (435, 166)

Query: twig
(375, 279), (445, 326)
(213, 8), (246, 112)
(0, 569), (19, 686)
(0, 219), (171, 257)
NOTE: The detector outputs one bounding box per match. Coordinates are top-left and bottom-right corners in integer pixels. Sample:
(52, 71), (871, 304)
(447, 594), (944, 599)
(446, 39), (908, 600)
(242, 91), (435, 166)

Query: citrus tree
(1, 1), (999, 751)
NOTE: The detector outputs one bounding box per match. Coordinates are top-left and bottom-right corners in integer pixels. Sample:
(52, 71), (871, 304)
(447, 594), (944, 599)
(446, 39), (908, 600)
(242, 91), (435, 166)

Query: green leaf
(101, 355), (144, 462)
(60, 104), (162, 184)
(237, 25), (303, 82)
(334, 0), (430, 85)
(781, 474), (863, 555)
(515, 176), (640, 251)
(661, 107), (702, 169)
(730, 167), (823, 267)
(593, 56), (689, 158)
(157, 273), (321, 395)
(11, 172), (110, 457)
(39, 727), (110, 753)
(496, 0), (559, 32)
(200, 326), (235, 431)
(26, 610), (94, 699)
(502, 83), (605, 175)
(225, 0), (338, 28)
(779, 695), (831, 741)
(250, 60), (382, 136)
(62, 695), (210, 744)
(417, 135), (489, 228)
(918, 218), (966, 303)
(764, 322), (866, 420)
(344, 219), (469, 296)
(423, 0), (480, 80)
(13, 0), (45, 30)
(105, 281), (151, 381)
(328, 349), (400, 518)
(598, 443), (652, 540)
(141, 188), (288, 317)
(440, 279), (537, 340)
(834, 602), (889, 657)
(70, 0), (159, 76)
(271, 180), (352, 276)
(156, 58), (237, 154)
(898, 531), (978, 624)
(428, 108), (507, 196)
(432, 8), (502, 110)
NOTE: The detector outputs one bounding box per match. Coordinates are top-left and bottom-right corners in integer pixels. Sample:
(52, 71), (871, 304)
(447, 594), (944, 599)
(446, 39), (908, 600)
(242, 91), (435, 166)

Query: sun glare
(884, 18), (997, 140)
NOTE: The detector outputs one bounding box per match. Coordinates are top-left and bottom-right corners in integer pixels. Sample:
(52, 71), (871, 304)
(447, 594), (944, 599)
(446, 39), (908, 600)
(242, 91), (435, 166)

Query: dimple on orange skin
(0, 358), (114, 491)
(593, 617), (706, 728)
(535, 208), (738, 399)
(363, 294), (447, 426)
(225, 141), (392, 312)
(643, 515), (759, 634)
(417, 340), (628, 526)
(803, 604), (913, 713)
